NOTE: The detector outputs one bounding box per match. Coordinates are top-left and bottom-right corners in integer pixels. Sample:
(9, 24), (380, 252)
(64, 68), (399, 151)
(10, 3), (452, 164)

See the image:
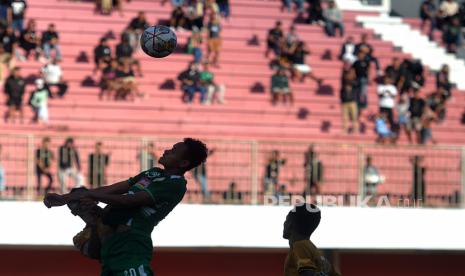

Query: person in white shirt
(377, 75), (397, 129)
(41, 59), (68, 97)
(29, 78), (50, 124)
(440, 0), (459, 17)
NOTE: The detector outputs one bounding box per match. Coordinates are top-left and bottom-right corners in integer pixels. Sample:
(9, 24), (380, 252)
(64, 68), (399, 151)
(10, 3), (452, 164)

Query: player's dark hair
(289, 204), (321, 237)
(183, 138), (208, 171)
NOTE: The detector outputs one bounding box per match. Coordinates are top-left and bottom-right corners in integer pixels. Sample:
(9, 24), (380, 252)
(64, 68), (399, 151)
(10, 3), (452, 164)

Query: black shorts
(7, 98), (22, 109)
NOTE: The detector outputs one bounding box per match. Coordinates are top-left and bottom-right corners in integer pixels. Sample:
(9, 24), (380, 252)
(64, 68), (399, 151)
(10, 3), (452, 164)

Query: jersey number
(124, 265), (147, 276)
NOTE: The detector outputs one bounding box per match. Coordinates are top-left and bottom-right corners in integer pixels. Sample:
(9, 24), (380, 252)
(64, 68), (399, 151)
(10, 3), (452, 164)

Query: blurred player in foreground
(283, 204), (341, 276)
(44, 138), (208, 276)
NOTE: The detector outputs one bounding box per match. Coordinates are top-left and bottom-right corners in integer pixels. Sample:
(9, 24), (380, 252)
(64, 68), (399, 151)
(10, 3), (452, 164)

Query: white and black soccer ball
(140, 25), (177, 58)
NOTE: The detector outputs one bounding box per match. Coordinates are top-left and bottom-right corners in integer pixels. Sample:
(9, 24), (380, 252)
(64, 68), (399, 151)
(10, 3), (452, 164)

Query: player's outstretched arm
(44, 180), (131, 208)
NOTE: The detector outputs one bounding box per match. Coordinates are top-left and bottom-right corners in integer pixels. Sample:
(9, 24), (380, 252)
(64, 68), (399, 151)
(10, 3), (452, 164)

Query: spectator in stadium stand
(41, 58), (68, 98)
(28, 78), (51, 124)
(3, 66), (25, 123)
(323, 0), (344, 37)
(355, 33), (381, 74)
(186, 0), (205, 30)
(19, 19), (41, 60)
(216, 0), (230, 19)
(340, 64), (359, 134)
(178, 62), (206, 104)
(427, 90), (447, 123)
(288, 41), (323, 85)
(436, 64), (452, 99)
(364, 155), (383, 198)
(93, 38), (112, 72)
(286, 25), (300, 48)
(303, 145), (323, 196)
(439, 0), (459, 24)
(375, 112), (395, 144)
(420, 0), (437, 40)
(420, 107), (437, 145)
(99, 58), (118, 100)
(339, 36), (357, 64)
(137, 141), (158, 171)
(223, 181), (243, 204)
(0, 25), (18, 63)
(271, 68), (292, 105)
(408, 88), (426, 144)
(264, 150), (286, 196)
(96, 0), (112, 15)
(0, 144), (4, 196)
(442, 17), (462, 53)
(377, 75), (398, 129)
(282, 0), (304, 13)
(265, 21), (284, 58)
(170, 5), (187, 31)
(58, 137), (83, 193)
(352, 49), (370, 114)
(192, 148), (214, 202)
(206, 13), (222, 67)
(126, 11), (149, 50)
(201, 62), (225, 105)
(41, 23), (62, 61)
(114, 58), (142, 101)
(189, 28), (203, 64)
(397, 93), (413, 143)
(411, 155), (426, 204)
(10, 0), (26, 34)
(0, 1), (10, 24)
(116, 34), (142, 77)
(307, 0), (324, 25)
(88, 141), (110, 188)
(205, 0), (220, 16)
(35, 136), (54, 196)
(384, 57), (403, 91)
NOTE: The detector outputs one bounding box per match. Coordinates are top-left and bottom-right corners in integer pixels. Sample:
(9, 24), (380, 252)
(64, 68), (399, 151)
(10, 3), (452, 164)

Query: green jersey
(100, 167), (187, 271)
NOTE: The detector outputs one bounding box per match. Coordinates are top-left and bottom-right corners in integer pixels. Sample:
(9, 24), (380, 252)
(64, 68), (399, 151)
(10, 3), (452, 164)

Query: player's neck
(290, 233), (310, 244)
(163, 167), (185, 177)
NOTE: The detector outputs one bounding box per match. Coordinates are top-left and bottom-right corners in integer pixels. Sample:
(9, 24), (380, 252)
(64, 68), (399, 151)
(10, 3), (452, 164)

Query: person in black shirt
(0, 25), (18, 55)
(19, 19), (40, 60)
(42, 23), (61, 61)
(115, 34), (142, 76)
(217, 0), (230, 19)
(58, 137), (83, 193)
(384, 57), (403, 89)
(4, 67), (25, 123)
(264, 150), (286, 196)
(266, 21), (283, 58)
(354, 33), (380, 72)
(420, 0), (437, 40)
(36, 136), (54, 195)
(99, 59), (118, 100)
(411, 155), (426, 204)
(178, 63), (206, 103)
(303, 145), (323, 196)
(288, 41), (322, 84)
(93, 38), (112, 72)
(10, 0), (26, 34)
(436, 64), (452, 99)
(408, 89), (426, 143)
(307, 0), (324, 24)
(340, 65), (359, 133)
(88, 141), (109, 188)
(352, 50), (370, 113)
(170, 6), (187, 30)
(223, 181), (243, 204)
(114, 59), (140, 100)
(125, 11), (149, 50)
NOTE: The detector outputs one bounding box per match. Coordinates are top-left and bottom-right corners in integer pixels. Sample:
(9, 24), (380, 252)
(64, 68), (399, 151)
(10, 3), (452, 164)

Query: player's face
(159, 142), (189, 170)
(283, 213), (293, 239)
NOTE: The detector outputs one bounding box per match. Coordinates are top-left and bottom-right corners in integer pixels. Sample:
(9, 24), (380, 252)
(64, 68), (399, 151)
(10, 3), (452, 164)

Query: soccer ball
(140, 25), (177, 58)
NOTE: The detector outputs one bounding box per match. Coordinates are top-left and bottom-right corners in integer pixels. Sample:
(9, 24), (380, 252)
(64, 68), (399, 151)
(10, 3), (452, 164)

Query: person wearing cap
(28, 78), (51, 124)
(58, 137), (84, 193)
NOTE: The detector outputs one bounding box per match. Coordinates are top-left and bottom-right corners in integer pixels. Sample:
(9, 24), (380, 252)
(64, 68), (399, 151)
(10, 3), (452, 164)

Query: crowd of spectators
(165, 0), (227, 104)
(420, 0), (465, 53)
